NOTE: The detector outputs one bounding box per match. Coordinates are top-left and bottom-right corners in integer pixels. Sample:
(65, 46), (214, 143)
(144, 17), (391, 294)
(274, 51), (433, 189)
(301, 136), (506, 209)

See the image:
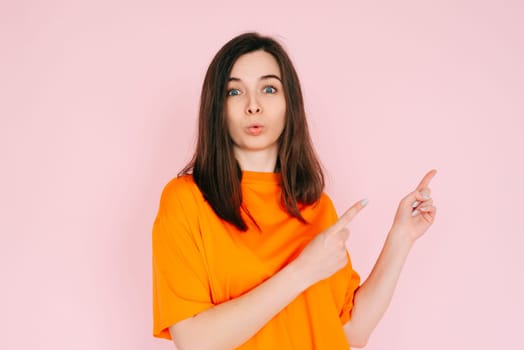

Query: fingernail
(420, 206), (430, 212)
(422, 193), (430, 200)
(411, 209), (420, 216)
(360, 198), (369, 207)
(411, 200), (420, 208)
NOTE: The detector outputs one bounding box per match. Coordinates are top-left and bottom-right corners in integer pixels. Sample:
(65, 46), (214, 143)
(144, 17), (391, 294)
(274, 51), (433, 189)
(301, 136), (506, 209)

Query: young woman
(152, 32), (437, 350)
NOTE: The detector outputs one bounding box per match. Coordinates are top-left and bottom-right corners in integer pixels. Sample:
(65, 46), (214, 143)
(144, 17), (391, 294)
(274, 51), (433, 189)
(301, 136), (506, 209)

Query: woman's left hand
(390, 169), (438, 243)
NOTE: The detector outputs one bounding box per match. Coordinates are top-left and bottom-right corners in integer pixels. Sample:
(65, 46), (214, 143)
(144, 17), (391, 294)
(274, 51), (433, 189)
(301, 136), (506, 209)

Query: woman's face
(225, 50), (286, 168)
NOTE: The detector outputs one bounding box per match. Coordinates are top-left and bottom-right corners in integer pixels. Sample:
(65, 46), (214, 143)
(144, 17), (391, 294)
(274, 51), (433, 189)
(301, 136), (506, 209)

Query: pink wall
(1, 1), (523, 349)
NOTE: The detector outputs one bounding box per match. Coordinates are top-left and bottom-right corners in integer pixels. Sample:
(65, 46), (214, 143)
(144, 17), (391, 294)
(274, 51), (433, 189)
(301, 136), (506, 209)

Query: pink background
(1, 0), (523, 349)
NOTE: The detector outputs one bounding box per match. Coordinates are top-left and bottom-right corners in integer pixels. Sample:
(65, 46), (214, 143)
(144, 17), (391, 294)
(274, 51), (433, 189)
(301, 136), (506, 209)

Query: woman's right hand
(291, 199), (368, 289)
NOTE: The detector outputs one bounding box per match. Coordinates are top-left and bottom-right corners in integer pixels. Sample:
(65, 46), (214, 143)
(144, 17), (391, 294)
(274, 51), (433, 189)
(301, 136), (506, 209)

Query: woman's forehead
(229, 50), (281, 81)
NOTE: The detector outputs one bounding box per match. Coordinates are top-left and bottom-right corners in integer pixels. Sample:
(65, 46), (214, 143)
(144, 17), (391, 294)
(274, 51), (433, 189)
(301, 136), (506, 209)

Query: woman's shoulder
(158, 174), (202, 208)
(317, 191), (336, 210)
(163, 173), (196, 192)
(301, 191), (337, 220)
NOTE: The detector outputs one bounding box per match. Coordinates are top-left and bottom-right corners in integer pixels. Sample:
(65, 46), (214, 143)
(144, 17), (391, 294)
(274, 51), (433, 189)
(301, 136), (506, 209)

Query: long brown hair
(180, 32), (324, 231)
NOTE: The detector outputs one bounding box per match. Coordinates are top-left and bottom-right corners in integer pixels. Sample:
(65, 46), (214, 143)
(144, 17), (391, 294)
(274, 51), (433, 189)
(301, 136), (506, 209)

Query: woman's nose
(246, 96), (262, 114)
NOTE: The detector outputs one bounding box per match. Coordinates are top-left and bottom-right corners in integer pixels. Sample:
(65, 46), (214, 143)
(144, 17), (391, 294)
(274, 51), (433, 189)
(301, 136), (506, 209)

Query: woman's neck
(233, 147), (278, 172)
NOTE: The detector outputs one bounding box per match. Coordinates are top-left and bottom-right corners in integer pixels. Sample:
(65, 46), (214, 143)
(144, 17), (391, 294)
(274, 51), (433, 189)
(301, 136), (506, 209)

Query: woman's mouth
(246, 125), (264, 136)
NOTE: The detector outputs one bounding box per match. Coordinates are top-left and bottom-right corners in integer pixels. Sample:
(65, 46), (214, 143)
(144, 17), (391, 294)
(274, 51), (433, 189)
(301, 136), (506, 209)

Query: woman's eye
(263, 86), (277, 94)
(227, 89), (241, 96)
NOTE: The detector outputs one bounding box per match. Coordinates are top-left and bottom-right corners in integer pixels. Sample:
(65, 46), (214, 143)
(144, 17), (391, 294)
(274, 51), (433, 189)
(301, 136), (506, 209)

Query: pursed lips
(246, 123), (264, 136)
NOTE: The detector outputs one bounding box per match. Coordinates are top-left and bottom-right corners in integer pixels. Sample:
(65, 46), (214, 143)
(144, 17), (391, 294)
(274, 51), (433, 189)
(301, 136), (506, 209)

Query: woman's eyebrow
(260, 74), (282, 81)
(228, 74), (282, 82)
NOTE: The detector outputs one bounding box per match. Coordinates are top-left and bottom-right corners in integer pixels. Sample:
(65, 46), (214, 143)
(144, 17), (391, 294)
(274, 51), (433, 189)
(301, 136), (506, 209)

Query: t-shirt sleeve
(321, 193), (361, 325)
(339, 260), (361, 325)
(152, 179), (213, 340)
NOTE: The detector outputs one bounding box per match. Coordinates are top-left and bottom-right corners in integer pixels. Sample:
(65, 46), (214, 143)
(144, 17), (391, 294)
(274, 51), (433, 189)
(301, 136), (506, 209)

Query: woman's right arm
(169, 200), (367, 350)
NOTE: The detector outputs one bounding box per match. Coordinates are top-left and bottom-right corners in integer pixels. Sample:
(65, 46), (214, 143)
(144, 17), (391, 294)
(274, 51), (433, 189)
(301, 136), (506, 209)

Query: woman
(152, 32), (437, 349)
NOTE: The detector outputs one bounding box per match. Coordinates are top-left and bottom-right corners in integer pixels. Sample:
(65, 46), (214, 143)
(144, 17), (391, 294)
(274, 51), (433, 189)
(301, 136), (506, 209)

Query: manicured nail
(422, 193), (430, 200)
(420, 206), (430, 212)
(411, 200), (420, 208)
(360, 198), (369, 207)
(411, 209), (420, 216)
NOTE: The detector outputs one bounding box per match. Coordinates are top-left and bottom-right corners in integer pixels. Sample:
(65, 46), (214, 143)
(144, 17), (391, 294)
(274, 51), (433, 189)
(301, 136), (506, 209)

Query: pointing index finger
(331, 198), (368, 233)
(416, 169), (437, 191)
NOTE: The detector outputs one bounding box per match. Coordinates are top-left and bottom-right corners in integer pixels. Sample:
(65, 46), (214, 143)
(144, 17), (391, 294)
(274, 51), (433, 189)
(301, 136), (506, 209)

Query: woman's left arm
(343, 169), (438, 348)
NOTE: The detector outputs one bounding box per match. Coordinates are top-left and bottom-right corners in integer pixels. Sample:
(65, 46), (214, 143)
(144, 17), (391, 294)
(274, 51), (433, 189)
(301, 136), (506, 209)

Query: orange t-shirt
(152, 171), (360, 349)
